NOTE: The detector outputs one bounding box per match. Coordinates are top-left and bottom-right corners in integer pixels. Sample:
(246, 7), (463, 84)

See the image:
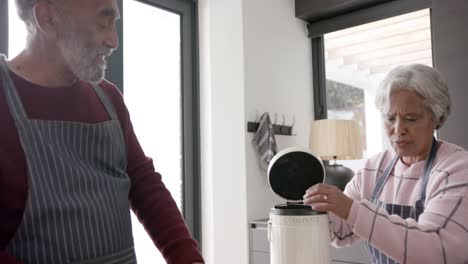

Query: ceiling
(324, 9), (432, 76)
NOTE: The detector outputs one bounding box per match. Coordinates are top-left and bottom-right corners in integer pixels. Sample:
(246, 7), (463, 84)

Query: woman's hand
(303, 183), (354, 220)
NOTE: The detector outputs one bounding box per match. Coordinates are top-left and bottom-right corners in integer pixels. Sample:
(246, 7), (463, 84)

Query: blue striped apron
(365, 138), (438, 264)
(0, 55), (137, 264)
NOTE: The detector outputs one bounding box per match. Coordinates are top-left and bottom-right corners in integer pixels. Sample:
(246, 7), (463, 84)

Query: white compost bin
(268, 147), (331, 264)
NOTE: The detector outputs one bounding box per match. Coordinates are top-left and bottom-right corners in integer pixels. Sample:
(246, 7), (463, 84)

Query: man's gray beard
(57, 34), (111, 84)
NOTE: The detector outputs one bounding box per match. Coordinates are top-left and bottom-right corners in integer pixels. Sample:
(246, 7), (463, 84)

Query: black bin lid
(271, 203), (326, 215)
(268, 147), (325, 201)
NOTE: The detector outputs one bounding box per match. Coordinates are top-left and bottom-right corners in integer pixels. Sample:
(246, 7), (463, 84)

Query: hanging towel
(252, 112), (278, 170)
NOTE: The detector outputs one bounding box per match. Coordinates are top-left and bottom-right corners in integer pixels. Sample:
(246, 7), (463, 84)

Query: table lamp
(309, 119), (362, 191)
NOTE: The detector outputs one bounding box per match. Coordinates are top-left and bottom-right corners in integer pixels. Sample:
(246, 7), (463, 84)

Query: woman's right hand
(303, 183), (354, 220)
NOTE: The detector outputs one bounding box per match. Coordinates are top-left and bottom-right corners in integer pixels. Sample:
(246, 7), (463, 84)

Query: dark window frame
(0, 1), (8, 55)
(311, 0), (434, 121)
(2, 0), (202, 246)
(116, 0), (202, 246)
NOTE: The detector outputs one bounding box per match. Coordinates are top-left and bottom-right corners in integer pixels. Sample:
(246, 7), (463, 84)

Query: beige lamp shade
(309, 119), (363, 160)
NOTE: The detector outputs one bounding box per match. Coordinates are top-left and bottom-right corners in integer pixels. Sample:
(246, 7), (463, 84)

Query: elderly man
(0, 0), (204, 263)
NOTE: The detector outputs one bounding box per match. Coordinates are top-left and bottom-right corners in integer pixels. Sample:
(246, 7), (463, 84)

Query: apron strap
(0, 54), (28, 122)
(91, 82), (120, 121)
(371, 152), (399, 201)
(416, 137), (438, 212)
(371, 137), (438, 211)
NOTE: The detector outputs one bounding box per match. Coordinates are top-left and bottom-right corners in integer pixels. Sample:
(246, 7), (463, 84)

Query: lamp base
(324, 164), (354, 191)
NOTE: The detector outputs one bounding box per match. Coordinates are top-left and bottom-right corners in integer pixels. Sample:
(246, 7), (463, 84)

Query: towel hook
(289, 116), (296, 135)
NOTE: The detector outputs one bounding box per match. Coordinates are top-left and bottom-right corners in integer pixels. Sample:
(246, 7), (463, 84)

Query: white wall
(199, 0), (248, 263)
(199, 0), (313, 263)
(433, 0), (468, 148)
(242, 0), (314, 221)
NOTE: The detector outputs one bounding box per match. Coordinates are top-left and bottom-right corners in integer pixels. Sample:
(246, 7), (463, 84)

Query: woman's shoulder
(428, 140), (468, 199)
(435, 140), (468, 169)
(438, 140), (466, 153)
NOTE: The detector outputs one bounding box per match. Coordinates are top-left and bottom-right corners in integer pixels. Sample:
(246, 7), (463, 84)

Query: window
(313, 8), (433, 171)
(7, 0), (26, 58)
(123, 1), (188, 262)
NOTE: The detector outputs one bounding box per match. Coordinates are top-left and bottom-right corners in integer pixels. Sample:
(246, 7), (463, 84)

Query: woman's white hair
(375, 64), (451, 129)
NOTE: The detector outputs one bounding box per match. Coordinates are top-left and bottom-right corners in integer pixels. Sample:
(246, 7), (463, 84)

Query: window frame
(116, 0), (202, 246)
(0, 1), (8, 55)
(311, 0), (434, 123)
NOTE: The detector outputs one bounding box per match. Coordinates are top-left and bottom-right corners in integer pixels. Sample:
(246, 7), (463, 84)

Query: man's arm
(126, 123), (204, 263)
(101, 82), (204, 263)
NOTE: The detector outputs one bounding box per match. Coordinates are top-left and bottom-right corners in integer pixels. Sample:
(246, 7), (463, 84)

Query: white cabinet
(249, 220), (270, 264)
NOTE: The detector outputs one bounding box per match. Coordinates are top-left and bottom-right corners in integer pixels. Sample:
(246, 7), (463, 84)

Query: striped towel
(252, 112), (278, 169)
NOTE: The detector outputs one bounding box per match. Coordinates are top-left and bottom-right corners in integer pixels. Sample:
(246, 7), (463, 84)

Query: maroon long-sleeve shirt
(0, 69), (203, 264)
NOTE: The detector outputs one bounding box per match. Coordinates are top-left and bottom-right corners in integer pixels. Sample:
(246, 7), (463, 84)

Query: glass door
(123, 1), (183, 263)
(7, 0), (27, 58)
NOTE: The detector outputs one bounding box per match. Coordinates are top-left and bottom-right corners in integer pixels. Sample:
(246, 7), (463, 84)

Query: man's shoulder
(80, 79), (128, 118)
(93, 79), (125, 107)
(98, 79), (123, 97)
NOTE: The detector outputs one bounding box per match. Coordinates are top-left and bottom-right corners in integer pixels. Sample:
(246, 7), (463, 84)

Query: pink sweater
(330, 141), (468, 263)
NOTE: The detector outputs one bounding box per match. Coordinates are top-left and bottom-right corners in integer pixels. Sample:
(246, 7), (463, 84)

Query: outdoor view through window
(324, 9), (433, 172)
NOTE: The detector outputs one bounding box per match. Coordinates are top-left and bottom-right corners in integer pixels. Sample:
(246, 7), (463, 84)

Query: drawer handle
(267, 220), (272, 242)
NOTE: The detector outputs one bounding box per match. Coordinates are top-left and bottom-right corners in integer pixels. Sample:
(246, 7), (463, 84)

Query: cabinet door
(252, 252), (269, 264)
(251, 227), (269, 253)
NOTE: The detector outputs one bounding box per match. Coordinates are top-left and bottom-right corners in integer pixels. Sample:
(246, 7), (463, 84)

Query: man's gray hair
(14, 0), (39, 35)
(375, 64), (451, 129)
(15, 0), (64, 31)
(15, 0), (36, 23)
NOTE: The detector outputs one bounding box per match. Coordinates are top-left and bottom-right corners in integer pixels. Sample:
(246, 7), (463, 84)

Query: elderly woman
(303, 64), (468, 263)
